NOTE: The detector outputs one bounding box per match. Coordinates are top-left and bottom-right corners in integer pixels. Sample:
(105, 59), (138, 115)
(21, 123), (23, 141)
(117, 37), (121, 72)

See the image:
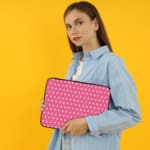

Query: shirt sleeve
(85, 56), (141, 136)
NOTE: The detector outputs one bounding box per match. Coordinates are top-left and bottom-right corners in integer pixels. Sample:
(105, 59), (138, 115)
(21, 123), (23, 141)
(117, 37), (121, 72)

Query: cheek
(66, 31), (71, 39)
(83, 24), (95, 33)
(66, 33), (75, 44)
(85, 26), (96, 37)
(81, 24), (93, 35)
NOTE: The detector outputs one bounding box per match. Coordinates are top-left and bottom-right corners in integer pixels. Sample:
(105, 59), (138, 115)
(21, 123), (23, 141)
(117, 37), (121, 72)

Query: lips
(73, 37), (81, 41)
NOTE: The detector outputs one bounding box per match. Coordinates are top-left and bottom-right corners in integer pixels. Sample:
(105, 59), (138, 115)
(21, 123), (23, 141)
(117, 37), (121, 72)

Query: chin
(73, 42), (82, 47)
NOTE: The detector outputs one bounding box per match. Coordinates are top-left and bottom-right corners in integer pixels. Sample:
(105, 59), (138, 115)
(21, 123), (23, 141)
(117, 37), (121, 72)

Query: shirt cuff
(85, 116), (103, 136)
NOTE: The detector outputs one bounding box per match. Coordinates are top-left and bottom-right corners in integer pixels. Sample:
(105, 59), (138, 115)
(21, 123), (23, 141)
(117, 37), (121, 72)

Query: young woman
(41, 1), (141, 150)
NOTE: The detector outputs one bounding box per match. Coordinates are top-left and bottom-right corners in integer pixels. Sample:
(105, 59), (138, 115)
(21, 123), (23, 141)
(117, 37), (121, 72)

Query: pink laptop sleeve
(40, 78), (110, 129)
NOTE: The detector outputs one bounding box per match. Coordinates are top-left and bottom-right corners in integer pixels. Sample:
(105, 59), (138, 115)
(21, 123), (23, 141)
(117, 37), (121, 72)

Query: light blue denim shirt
(48, 45), (141, 150)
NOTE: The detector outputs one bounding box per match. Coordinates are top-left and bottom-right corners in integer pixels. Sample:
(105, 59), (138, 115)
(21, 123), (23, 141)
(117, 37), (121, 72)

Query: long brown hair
(64, 1), (113, 53)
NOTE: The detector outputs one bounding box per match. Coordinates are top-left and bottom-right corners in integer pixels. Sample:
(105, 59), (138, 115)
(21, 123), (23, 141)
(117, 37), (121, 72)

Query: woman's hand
(60, 118), (89, 136)
(40, 99), (46, 111)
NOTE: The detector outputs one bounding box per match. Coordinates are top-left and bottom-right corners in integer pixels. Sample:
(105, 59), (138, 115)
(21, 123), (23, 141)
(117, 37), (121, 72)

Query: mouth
(72, 37), (81, 41)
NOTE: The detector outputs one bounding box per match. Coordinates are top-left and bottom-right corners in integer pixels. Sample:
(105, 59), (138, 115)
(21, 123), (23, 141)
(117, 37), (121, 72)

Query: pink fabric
(41, 78), (110, 129)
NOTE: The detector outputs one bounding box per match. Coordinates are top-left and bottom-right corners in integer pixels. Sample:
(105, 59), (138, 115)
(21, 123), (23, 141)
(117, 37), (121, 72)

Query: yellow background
(0, 0), (149, 149)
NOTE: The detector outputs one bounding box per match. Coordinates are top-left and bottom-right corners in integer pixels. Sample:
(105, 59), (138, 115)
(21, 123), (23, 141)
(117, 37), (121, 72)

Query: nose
(70, 26), (78, 35)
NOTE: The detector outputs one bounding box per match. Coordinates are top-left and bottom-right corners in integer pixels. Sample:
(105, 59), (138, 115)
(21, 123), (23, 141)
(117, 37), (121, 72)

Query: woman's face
(64, 9), (99, 49)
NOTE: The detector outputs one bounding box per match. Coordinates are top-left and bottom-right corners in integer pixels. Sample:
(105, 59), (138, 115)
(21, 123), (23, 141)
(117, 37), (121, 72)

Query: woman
(41, 1), (141, 150)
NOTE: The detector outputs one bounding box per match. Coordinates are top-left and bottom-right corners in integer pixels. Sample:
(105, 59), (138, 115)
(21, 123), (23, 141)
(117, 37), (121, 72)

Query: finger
(40, 100), (44, 107)
(60, 121), (70, 132)
(61, 122), (69, 131)
(65, 126), (71, 134)
(40, 108), (44, 111)
(42, 104), (46, 107)
(40, 106), (46, 111)
(40, 103), (46, 112)
(41, 99), (45, 104)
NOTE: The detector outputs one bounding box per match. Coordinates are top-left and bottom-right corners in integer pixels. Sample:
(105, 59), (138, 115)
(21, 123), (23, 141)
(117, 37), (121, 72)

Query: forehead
(65, 9), (90, 24)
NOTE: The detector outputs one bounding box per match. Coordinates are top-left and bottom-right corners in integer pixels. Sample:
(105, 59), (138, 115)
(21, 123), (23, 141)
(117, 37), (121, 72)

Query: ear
(93, 18), (99, 31)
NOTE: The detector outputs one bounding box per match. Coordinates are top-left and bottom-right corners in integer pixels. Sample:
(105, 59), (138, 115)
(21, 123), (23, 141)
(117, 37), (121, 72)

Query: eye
(66, 25), (72, 30)
(77, 21), (83, 26)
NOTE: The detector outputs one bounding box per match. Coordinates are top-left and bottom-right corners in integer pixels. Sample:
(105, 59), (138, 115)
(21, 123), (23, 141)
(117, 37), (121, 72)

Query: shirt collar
(72, 45), (110, 60)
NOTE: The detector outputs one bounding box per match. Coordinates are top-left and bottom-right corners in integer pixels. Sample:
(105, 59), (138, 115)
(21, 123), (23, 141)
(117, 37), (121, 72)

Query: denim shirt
(48, 45), (141, 150)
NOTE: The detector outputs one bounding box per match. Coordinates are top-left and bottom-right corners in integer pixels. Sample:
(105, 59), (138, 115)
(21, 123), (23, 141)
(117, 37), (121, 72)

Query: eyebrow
(65, 17), (83, 26)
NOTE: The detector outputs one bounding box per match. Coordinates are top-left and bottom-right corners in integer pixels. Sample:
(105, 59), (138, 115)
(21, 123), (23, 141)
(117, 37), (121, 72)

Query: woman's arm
(85, 57), (141, 136)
